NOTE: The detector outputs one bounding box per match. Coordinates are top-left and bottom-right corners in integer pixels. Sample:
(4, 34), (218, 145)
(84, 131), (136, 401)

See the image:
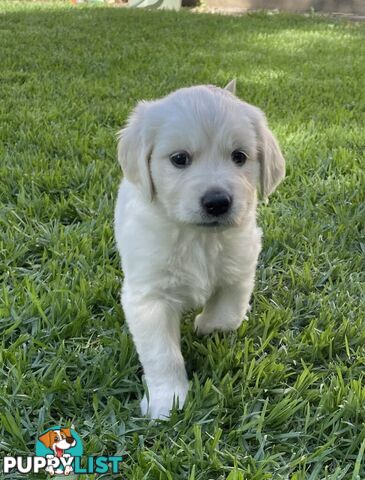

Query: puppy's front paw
(194, 311), (248, 336)
(140, 381), (189, 420)
(194, 312), (216, 336)
(45, 466), (55, 476)
(64, 465), (73, 476)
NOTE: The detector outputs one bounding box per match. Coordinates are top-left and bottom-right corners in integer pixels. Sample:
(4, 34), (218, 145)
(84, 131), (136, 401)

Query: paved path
(113, 0), (365, 20)
(191, 4), (365, 21)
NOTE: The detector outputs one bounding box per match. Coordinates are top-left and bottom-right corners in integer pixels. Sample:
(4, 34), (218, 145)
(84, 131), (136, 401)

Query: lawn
(0, 1), (364, 478)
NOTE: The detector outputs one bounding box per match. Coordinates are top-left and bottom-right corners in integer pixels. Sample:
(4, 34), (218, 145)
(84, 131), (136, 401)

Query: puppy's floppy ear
(38, 430), (55, 449)
(224, 79), (236, 95)
(253, 108), (285, 201)
(117, 101), (154, 201)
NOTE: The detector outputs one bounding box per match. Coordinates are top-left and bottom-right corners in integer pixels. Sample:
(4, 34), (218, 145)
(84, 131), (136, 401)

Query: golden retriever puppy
(114, 80), (285, 419)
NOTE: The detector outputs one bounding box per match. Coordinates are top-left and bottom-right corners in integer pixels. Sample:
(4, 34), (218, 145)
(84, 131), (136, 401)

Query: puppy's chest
(162, 233), (238, 306)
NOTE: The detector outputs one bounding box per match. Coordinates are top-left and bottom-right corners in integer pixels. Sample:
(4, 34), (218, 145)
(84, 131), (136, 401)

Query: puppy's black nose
(201, 190), (232, 217)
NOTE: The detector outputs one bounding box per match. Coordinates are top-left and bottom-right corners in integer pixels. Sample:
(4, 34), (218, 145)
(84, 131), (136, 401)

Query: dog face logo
(35, 426), (82, 476)
(38, 428), (76, 458)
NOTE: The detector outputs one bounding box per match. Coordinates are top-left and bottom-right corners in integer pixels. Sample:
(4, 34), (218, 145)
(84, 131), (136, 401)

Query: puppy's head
(39, 428), (76, 452)
(118, 81), (285, 227)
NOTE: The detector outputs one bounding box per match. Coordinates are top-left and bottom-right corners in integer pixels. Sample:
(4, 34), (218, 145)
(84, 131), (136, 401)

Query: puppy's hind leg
(195, 280), (254, 336)
(122, 289), (189, 420)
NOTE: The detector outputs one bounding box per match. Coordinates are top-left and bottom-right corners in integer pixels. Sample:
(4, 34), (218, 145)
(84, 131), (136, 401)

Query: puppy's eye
(231, 150), (248, 166)
(169, 151), (191, 169)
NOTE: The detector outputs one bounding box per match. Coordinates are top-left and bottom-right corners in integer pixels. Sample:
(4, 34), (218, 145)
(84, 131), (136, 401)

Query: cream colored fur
(114, 81), (285, 419)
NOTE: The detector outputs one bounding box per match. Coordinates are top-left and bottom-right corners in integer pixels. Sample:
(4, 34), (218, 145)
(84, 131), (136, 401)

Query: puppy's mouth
(56, 447), (64, 457)
(195, 218), (235, 228)
(196, 221), (220, 227)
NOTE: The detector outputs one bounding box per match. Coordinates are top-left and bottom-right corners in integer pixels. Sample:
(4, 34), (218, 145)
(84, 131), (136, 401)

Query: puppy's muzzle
(201, 189), (232, 217)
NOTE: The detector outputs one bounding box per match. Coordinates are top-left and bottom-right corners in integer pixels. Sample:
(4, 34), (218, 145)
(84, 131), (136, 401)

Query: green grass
(0, 1), (364, 478)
